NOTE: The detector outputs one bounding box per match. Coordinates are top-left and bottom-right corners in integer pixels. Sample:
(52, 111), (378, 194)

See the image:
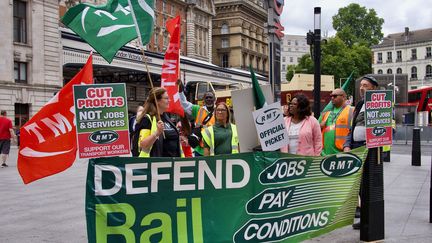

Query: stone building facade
(372, 27), (432, 90)
(0, 0), (62, 127)
(280, 34), (309, 82)
(212, 0), (268, 76)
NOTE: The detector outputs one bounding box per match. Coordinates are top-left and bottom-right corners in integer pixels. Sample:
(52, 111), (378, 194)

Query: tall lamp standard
(384, 37), (397, 105)
(313, 7), (321, 119)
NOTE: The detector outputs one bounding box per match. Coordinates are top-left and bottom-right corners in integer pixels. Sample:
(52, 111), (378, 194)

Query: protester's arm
(311, 118), (323, 156)
(9, 128), (17, 142)
(203, 147), (210, 156)
(139, 117), (164, 152)
(343, 129), (353, 152)
(178, 92), (194, 116)
(203, 136), (211, 156)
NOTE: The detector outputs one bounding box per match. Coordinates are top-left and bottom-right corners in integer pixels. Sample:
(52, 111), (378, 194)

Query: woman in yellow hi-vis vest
(202, 102), (239, 156)
(136, 87), (182, 157)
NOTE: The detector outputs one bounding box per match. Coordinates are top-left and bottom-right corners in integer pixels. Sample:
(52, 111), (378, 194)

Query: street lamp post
(313, 7), (321, 119)
(384, 37), (397, 104)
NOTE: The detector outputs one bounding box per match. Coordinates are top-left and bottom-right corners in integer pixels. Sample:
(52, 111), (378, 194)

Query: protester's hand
(156, 120), (164, 136)
(320, 121), (326, 129)
(176, 79), (185, 93)
(343, 147), (351, 152)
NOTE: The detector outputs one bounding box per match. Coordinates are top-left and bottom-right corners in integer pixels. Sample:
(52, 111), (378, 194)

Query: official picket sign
(365, 90), (393, 148)
(86, 147), (367, 243)
(253, 102), (289, 151)
(73, 83), (130, 158)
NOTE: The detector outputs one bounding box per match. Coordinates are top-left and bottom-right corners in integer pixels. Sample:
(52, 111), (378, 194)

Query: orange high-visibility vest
(321, 106), (354, 150)
(195, 107), (215, 127)
(195, 107), (216, 150)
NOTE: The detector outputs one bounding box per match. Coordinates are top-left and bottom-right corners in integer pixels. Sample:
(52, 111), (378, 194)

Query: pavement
(0, 144), (431, 243)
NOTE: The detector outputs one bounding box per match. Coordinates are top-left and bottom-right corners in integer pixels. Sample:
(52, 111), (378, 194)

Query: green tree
(332, 3), (384, 47)
(293, 37), (372, 95)
(285, 64), (310, 81)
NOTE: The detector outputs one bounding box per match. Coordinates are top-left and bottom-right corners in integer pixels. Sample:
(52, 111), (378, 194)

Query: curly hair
(292, 93), (312, 120)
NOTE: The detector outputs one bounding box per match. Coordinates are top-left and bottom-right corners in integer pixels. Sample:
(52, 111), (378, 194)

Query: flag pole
(127, 0), (164, 138)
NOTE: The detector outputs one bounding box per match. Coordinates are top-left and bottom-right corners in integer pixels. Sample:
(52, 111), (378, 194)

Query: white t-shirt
(353, 104), (366, 142)
(288, 121), (303, 154)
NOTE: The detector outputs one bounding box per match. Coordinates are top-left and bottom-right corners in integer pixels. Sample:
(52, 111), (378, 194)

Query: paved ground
(0, 145), (431, 243)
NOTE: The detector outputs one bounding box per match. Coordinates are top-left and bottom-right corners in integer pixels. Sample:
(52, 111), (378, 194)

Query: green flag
(61, 0), (154, 63)
(127, 0), (155, 46)
(250, 66), (267, 109)
(320, 71), (355, 116)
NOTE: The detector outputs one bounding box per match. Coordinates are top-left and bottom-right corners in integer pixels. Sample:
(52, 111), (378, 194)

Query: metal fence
(394, 125), (432, 144)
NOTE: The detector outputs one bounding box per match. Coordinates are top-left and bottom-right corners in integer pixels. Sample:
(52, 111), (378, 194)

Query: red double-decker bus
(408, 86), (432, 112)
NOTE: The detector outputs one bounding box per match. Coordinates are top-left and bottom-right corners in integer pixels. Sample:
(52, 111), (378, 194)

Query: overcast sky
(280, 0), (432, 37)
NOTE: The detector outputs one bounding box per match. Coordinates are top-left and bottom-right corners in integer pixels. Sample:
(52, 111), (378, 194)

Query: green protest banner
(86, 147), (367, 242)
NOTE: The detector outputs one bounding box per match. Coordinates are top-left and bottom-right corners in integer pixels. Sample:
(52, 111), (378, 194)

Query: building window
(171, 4), (175, 15)
(282, 57), (286, 62)
(162, 0), (167, 12)
(289, 57), (293, 62)
(377, 53), (382, 63)
(297, 57), (301, 62)
(154, 34), (159, 49)
(295, 40), (298, 46)
(411, 66), (417, 79)
(127, 86), (136, 101)
(378, 69), (383, 74)
(287, 41), (291, 45)
(387, 52), (392, 62)
(163, 32), (168, 48)
(13, 0), (27, 43)
(14, 103), (29, 128)
(397, 68), (402, 74)
(221, 54), (229, 68)
(221, 38), (228, 48)
(411, 49), (417, 60)
(426, 65), (432, 78)
(282, 64), (286, 71)
(221, 24), (229, 34)
(396, 50), (402, 62)
(14, 61), (27, 83)
(426, 47), (431, 59)
(387, 68), (392, 74)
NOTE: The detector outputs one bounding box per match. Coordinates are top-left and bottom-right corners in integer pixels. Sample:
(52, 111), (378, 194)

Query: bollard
(360, 148), (385, 241)
(411, 128), (421, 166)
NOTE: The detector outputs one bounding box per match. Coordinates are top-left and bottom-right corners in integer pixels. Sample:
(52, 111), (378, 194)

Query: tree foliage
(294, 37), (372, 95)
(332, 3), (384, 47)
(285, 64), (312, 82)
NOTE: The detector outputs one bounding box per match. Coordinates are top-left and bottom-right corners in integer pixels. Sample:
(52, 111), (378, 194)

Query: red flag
(161, 16), (184, 116)
(18, 54), (94, 184)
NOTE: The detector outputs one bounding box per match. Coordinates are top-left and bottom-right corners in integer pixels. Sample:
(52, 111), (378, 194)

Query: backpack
(131, 116), (148, 157)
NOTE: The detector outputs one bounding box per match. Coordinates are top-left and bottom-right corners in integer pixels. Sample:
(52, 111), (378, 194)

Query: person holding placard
(280, 94), (322, 156)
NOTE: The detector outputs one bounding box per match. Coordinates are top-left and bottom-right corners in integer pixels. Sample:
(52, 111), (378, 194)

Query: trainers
(355, 207), (361, 218)
(352, 221), (360, 230)
(1, 163), (8, 168)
